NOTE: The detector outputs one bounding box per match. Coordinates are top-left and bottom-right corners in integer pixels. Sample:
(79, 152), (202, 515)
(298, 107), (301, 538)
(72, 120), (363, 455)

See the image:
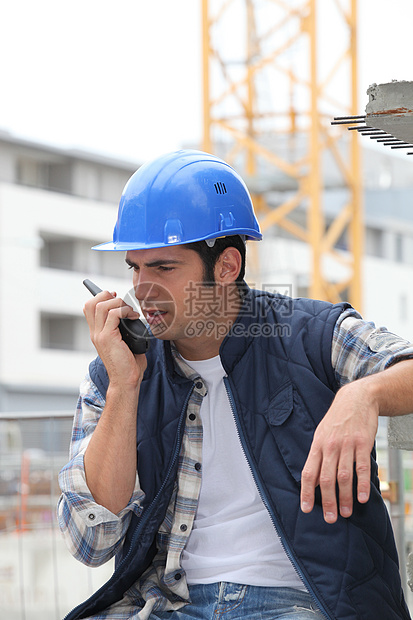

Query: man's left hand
(300, 380), (379, 523)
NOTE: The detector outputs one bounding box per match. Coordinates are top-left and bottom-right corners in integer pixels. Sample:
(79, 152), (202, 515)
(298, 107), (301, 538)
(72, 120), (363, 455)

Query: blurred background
(0, 1), (413, 618)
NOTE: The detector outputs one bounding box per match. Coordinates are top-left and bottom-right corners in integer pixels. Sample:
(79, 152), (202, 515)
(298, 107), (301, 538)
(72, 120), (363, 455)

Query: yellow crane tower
(201, 0), (363, 310)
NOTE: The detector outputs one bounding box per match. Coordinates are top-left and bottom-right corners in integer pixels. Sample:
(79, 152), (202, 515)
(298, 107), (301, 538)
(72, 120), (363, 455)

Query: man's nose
(134, 279), (159, 302)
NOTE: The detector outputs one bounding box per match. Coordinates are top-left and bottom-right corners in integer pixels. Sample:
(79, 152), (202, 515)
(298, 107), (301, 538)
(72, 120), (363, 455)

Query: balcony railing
(0, 411), (112, 620)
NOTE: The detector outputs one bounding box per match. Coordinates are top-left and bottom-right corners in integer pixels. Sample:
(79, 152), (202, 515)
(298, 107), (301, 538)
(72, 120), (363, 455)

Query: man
(58, 150), (413, 620)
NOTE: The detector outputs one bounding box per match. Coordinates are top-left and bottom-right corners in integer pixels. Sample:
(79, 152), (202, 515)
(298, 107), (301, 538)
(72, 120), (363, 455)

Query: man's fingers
(300, 382), (377, 524)
(84, 292), (140, 347)
(92, 298), (121, 335)
(300, 449), (321, 515)
(302, 435), (355, 523)
(302, 444), (371, 523)
(104, 305), (140, 332)
(83, 290), (112, 321)
(317, 450), (341, 523)
(96, 305), (140, 345)
(336, 447), (355, 519)
(355, 446), (371, 504)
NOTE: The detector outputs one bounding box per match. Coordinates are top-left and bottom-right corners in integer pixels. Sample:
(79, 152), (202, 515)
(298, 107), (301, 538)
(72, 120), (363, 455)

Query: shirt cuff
(332, 309), (413, 386)
(58, 451), (145, 526)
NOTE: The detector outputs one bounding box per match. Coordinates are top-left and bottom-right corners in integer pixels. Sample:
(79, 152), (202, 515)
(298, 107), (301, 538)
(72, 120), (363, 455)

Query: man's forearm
(84, 384), (140, 514)
(365, 358), (413, 417)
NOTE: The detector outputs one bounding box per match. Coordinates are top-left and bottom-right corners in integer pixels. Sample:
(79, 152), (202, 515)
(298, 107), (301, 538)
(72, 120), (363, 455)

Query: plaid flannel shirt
(57, 308), (413, 619)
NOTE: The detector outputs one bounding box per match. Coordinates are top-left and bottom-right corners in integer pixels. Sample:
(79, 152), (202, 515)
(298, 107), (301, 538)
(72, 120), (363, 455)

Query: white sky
(1, 0), (412, 164)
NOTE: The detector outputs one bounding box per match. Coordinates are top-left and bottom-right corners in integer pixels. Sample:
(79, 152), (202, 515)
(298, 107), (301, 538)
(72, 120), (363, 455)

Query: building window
(395, 233), (404, 263)
(365, 227), (384, 258)
(40, 235), (75, 270)
(40, 313), (92, 352)
(40, 232), (129, 277)
(16, 158), (72, 193)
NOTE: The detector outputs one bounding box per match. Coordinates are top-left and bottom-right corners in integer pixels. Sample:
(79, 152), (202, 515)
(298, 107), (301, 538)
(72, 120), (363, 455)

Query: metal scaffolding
(201, 0), (363, 309)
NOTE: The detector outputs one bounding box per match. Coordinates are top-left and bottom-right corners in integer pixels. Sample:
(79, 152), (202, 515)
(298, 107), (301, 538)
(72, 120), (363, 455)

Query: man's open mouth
(144, 309), (168, 326)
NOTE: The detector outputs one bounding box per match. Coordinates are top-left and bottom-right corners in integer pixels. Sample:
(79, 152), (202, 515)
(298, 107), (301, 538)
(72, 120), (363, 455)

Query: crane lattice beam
(202, 0), (363, 309)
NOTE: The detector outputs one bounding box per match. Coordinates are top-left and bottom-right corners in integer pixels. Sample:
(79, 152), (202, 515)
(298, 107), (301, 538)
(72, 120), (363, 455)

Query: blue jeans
(151, 583), (325, 619)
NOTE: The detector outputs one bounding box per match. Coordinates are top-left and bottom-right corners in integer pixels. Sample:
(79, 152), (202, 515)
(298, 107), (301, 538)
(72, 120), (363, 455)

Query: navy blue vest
(65, 288), (410, 620)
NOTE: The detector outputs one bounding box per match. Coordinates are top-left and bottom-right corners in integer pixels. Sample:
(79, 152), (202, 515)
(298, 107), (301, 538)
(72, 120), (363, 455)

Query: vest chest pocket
(266, 383), (317, 483)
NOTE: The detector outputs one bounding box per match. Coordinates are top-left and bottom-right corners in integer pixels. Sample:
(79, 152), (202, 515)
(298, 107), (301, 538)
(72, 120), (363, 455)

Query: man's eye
(159, 266), (174, 272)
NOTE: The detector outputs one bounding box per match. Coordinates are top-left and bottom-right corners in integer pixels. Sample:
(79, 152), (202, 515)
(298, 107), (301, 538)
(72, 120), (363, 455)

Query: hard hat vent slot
(214, 182), (227, 195)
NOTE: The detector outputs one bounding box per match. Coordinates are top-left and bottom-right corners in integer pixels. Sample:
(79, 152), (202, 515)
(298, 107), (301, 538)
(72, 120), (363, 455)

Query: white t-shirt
(180, 354), (305, 590)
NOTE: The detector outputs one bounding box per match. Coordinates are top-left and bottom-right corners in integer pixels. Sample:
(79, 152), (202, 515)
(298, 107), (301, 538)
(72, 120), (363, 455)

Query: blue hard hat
(93, 149), (262, 251)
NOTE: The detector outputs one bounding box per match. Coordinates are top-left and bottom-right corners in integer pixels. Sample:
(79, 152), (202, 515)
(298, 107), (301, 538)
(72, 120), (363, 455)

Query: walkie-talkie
(83, 279), (150, 354)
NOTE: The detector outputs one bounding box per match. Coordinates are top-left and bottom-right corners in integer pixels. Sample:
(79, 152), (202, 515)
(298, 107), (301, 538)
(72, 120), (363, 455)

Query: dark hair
(183, 235), (246, 286)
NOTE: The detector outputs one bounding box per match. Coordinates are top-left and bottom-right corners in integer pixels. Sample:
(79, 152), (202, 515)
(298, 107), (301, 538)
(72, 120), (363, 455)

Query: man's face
(125, 245), (214, 346)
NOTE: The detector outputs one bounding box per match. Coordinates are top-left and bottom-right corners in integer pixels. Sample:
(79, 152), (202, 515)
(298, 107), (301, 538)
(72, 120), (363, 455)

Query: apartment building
(0, 130), (139, 418)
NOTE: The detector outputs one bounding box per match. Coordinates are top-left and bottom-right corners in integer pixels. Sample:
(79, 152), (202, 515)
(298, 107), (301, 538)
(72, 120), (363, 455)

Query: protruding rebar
(360, 130), (387, 135)
(333, 115), (366, 120)
(376, 138), (404, 143)
(331, 119), (366, 125)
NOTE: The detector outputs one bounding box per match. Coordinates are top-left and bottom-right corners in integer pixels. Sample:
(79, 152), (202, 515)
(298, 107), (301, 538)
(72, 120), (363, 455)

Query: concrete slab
(365, 81), (413, 143)
(388, 414), (413, 451)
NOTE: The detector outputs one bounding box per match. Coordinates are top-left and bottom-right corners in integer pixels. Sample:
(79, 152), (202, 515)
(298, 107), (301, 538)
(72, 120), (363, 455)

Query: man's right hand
(83, 290), (147, 388)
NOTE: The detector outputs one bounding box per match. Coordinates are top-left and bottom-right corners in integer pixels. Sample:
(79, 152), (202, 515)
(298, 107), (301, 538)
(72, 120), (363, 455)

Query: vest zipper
(63, 384), (194, 620)
(223, 376), (332, 620)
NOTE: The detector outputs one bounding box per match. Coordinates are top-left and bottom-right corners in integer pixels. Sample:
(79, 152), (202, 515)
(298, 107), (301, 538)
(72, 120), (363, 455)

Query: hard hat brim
(92, 230), (262, 251)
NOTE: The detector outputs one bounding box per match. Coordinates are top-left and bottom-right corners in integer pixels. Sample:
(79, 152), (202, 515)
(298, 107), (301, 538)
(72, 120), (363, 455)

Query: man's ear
(214, 247), (242, 284)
